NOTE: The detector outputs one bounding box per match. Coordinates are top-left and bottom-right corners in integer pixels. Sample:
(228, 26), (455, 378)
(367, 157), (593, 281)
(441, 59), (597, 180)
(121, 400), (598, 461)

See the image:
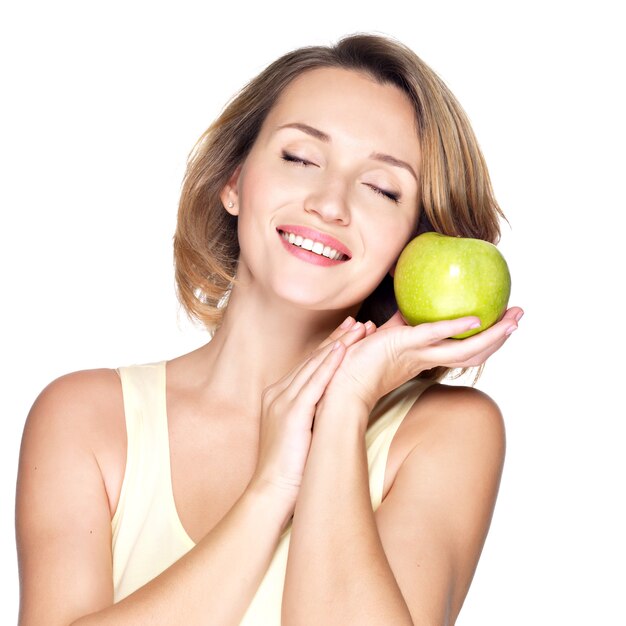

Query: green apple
(393, 232), (511, 339)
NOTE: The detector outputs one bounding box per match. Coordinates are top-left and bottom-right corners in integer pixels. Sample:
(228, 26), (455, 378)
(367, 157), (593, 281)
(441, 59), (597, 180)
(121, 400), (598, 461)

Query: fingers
(282, 316), (356, 389)
(505, 306), (525, 323)
(318, 316), (378, 348)
(381, 305), (522, 376)
(317, 316), (357, 350)
(284, 322), (369, 391)
(410, 305), (524, 347)
(417, 307), (522, 369)
(414, 316), (483, 344)
(445, 334), (509, 368)
(289, 320), (379, 408)
(293, 342), (347, 407)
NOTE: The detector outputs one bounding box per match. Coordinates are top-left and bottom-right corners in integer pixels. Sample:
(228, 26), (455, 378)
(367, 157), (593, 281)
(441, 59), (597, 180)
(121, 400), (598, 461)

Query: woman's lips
(277, 230), (348, 267)
(277, 224), (352, 259)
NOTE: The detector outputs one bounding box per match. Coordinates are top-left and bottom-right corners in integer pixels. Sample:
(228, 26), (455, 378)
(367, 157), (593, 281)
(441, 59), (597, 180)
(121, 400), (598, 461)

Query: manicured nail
(469, 320), (481, 329)
(505, 325), (517, 336)
(515, 311), (525, 322)
(364, 321), (375, 331)
(351, 322), (363, 331)
(340, 316), (353, 329)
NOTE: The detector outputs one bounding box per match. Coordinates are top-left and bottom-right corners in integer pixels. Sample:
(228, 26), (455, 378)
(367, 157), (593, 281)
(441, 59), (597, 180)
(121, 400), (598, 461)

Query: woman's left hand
(322, 306), (524, 415)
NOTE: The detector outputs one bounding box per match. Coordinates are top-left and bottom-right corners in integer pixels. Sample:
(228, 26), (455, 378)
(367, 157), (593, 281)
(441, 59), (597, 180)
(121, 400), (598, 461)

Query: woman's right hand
(248, 316), (374, 509)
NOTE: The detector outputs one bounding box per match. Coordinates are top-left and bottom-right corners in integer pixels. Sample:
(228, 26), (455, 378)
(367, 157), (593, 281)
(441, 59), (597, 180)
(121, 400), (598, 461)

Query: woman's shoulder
(27, 367), (124, 429)
(21, 367), (129, 516)
(385, 381), (506, 531)
(23, 367), (126, 453)
(23, 368), (126, 474)
(398, 381), (506, 458)
(418, 381), (503, 416)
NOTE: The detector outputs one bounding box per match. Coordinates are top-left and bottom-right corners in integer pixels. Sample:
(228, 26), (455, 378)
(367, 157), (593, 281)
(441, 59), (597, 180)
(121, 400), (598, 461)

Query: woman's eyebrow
(276, 122), (418, 182)
(277, 122), (331, 142)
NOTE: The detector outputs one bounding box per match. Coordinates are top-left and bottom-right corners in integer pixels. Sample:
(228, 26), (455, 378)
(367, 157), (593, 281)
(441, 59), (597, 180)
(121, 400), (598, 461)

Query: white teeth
(280, 230), (346, 261)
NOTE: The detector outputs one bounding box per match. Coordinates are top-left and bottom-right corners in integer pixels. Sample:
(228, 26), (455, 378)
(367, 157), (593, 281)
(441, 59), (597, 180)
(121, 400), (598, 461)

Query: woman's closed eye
(281, 150), (400, 204)
(281, 151), (315, 167)
(365, 184), (400, 204)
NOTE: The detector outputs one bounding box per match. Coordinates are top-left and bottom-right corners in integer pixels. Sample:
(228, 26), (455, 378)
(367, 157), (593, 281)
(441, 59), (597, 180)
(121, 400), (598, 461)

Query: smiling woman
(16, 33), (522, 626)
(215, 66), (422, 322)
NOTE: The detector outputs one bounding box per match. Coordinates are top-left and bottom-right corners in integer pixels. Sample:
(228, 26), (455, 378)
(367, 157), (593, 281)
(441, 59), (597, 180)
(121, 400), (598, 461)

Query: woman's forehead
(261, 67), (420, 164)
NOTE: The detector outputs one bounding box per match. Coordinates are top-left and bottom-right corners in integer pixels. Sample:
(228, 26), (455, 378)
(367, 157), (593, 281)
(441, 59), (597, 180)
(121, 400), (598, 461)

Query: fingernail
(505, 324), (517, 336)
(470, 320), (481, 329)
(515, 311), (524, 322)
(364, 321), (375, 331)
(340, 316), (353, 329)
(351, 322), (363, 331)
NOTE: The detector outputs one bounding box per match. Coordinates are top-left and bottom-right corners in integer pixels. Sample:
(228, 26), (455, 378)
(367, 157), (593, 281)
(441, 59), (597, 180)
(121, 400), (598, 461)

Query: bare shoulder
(417, 381), (504, 419)
(404, 382), (506, 455)
(23, 368), (125, 454)
(20, 367), (127, 515)
(27, 367), (122, 417)
(386, 382), (505, 500)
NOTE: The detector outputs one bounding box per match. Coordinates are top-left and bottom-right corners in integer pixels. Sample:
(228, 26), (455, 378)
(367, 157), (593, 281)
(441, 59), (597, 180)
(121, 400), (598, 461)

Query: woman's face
(222, 67), (421, 312)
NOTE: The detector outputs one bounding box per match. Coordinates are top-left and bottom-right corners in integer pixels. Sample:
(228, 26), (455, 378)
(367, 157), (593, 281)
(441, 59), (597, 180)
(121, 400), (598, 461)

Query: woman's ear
(219, 165), (243, 216)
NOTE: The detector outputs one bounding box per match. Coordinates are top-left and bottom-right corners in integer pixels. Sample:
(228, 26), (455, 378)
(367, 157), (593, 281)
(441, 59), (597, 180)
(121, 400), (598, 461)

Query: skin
(16, 67), (523, 625)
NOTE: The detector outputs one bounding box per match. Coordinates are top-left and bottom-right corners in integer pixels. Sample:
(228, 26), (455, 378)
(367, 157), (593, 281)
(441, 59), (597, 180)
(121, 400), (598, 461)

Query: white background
(2, 0), (624, 623)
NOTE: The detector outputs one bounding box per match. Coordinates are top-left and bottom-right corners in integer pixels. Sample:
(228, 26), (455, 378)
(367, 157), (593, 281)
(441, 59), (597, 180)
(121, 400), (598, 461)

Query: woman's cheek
(375, 220), (412, 266)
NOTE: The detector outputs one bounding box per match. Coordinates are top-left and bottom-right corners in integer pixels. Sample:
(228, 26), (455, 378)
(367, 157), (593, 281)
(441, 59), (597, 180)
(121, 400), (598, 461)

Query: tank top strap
(365, 378), (434, 510)
(111, 361), (193, 601)
(112, 361), (169, 539)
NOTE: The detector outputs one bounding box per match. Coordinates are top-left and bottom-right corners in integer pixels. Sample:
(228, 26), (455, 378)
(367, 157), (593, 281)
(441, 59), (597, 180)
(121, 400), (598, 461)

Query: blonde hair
(173, 33), (505, 381)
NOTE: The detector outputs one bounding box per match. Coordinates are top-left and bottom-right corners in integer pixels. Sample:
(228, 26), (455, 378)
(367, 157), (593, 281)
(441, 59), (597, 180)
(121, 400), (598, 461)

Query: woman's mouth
(278, 229), (348, 261)
(277, 228), (351, 267)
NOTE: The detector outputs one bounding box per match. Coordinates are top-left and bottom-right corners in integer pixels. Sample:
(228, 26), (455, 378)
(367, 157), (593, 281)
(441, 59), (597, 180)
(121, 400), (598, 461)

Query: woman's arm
(17, 318), (364, 625)
(16, 371), (293, 626)
(282, 385), (506, 626)
(281, 310), (520, 625)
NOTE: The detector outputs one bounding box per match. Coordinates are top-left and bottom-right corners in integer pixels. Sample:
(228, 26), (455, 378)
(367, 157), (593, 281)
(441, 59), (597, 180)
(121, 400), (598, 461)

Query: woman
(16, 34), (523, 625)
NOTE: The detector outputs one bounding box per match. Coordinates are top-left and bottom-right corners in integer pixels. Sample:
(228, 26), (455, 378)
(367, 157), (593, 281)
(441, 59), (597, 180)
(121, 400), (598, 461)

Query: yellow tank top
(112, 361), (432, 623)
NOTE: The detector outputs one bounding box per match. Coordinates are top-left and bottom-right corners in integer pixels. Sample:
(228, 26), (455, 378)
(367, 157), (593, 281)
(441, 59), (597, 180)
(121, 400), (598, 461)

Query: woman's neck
(186, 279), (355, 415)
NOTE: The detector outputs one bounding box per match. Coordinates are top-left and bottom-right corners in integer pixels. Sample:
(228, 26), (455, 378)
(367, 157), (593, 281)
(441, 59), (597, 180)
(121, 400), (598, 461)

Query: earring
(227, 201), (234, 209)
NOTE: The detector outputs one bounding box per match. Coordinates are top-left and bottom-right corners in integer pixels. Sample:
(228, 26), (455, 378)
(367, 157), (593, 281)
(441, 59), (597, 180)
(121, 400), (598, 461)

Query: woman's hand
(320, 307), (524, 415)
(248, 317), (375, 508)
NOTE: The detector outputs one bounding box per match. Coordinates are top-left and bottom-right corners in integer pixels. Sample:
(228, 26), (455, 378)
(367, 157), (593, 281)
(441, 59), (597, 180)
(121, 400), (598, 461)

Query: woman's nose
(303, 181), (350, 224)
